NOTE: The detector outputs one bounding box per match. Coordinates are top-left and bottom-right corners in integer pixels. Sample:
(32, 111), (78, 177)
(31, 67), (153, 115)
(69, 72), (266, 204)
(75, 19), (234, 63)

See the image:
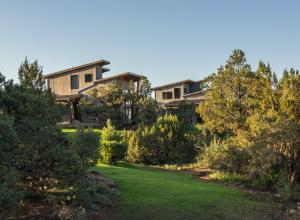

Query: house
(152, 79), (206, 123)
(44, 60), (143, 125)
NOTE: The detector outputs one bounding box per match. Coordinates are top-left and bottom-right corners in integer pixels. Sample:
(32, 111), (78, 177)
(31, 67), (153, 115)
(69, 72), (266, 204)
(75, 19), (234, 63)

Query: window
(162, 92), (173, 100)
(184, 88), (188, 94)
(70, 75), (79, 89)
(96, 71), (102, 80)
(85, 74), (93, 82)
(174, 88), (181, 99)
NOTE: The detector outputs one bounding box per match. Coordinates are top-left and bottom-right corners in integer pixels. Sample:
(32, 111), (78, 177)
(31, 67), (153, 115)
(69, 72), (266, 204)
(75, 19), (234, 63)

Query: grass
(93, 163), (279, 220)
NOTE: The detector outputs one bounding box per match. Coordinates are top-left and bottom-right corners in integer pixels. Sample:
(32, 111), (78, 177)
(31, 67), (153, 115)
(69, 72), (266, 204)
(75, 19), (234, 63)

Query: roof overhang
(44, 60), (110, 78)
(78, 72), (144, 94)
(55, 94), (82, 102)
(151, 79), (195, 90)
(94, 72), (142, 83)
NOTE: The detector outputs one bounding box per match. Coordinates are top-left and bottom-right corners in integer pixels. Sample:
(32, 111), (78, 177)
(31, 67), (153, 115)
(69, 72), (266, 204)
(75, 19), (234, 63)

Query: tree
(0, 72), (102, 217)
(82, 76), (154, 127)
(125, 76), (152, 124)
(246, 68), (300, 188)
(84, 83), (126, 127)
(197, 51), (300, 194)
(279, 68), (300, 123)
(100, 119), (126, 164)
(136, 97), (159, 125)
(18, 57), (45, 90)
(197, 49), (256, 135)
(171, 101), (197, 125)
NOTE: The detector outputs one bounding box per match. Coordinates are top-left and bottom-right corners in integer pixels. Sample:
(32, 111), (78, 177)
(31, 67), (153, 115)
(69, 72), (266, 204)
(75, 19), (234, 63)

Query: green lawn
(93, 163), (279, 220)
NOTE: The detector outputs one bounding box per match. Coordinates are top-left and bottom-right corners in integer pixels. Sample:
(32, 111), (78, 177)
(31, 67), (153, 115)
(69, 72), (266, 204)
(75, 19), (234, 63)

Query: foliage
(0, 70), (107, 217)
(18, 57), (45, 90)
(100, 119), (126, 164)
(82, 76), (154, 128)
(127, 114), (198, 164)
(83, 83), (126, 127)
(200, 138), (249, 173)
(207, 171), (243, 185)
(69, 127), (100, 169)
(168, 101), (197, 125)
(193, 124), (215, 150)
(74, 176), (117, 210)
(197, 50), (300, 196)
(0, 116), (24, 218)
(127, 125), (159, 163)
(136, 96), (159, 125)
(197, 49), (255, 135)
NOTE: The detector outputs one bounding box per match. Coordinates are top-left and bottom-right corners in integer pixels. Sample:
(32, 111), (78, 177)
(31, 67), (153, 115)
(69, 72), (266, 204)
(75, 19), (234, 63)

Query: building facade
(152, 79), (206, 123)
(44, 60), (143, 125)
(152, 79), (205, 107)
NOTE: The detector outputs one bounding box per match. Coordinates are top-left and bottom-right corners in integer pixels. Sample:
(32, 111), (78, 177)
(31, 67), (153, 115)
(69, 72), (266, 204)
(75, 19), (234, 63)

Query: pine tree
(18, 57), (45, 90)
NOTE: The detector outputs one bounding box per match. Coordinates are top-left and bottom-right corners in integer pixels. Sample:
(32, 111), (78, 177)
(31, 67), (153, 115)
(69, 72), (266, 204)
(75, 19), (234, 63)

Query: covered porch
(55, 94), (82, 125)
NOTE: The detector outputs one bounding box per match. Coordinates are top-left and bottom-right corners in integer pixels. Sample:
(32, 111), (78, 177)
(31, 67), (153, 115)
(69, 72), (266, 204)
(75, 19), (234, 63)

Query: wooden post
(69, 101), (75, 123)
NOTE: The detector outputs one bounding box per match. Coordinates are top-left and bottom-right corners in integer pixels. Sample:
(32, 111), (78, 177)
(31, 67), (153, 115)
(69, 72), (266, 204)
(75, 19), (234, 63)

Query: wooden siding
(47, 65), (103, 96)
(154, 81), (205, 106)
(155, 83), (185, 104)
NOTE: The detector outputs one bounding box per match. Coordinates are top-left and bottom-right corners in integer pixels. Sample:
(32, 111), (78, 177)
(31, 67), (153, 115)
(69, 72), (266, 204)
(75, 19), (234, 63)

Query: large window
(85, 74), (93, 82)
(96, 71), (102, 80)
(70, 75), (79, 89)
(162, 91), (173, 100)
(174, 88), (181, 99)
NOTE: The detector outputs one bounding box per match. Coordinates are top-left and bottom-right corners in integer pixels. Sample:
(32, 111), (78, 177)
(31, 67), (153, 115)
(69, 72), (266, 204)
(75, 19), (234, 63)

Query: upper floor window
(184, 88), (188, 94)
(96, 71), (102, 80)
(162, 91), (173, 100)
(174, 88), (181, 99)
(70, 75), (79, 89)
(85, 74), (93, 83)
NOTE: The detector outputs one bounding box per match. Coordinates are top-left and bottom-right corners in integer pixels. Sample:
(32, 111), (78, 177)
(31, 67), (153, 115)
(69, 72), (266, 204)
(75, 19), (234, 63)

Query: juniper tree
(197, 49), (256, 134)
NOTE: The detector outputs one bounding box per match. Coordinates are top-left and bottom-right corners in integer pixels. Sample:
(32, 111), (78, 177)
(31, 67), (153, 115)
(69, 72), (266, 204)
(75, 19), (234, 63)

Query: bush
(127, 114), (198, 164)
(245, 142), (280, 190)
(0, 167), (24, 218)
(0, 116), (24, 218)
(126, 129), (144, 163)
(278, 183), (300, 201)
(70, 127), (100, 168)
(208, 171), (243, 185)
(100, 120), (126, 164)
(200, 138), (249, 173)
(126, 116), (162, 164)
(248, 168), (279, 190)
(74, 176), (117, 210)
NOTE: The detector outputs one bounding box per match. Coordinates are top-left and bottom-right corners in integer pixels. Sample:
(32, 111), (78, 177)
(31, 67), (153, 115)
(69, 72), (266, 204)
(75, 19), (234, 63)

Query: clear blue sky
(0, 0), (299, 87)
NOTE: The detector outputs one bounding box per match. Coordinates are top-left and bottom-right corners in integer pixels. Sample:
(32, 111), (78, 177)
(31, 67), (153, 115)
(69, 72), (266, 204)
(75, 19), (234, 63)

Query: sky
(0, 0), (299, 87)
